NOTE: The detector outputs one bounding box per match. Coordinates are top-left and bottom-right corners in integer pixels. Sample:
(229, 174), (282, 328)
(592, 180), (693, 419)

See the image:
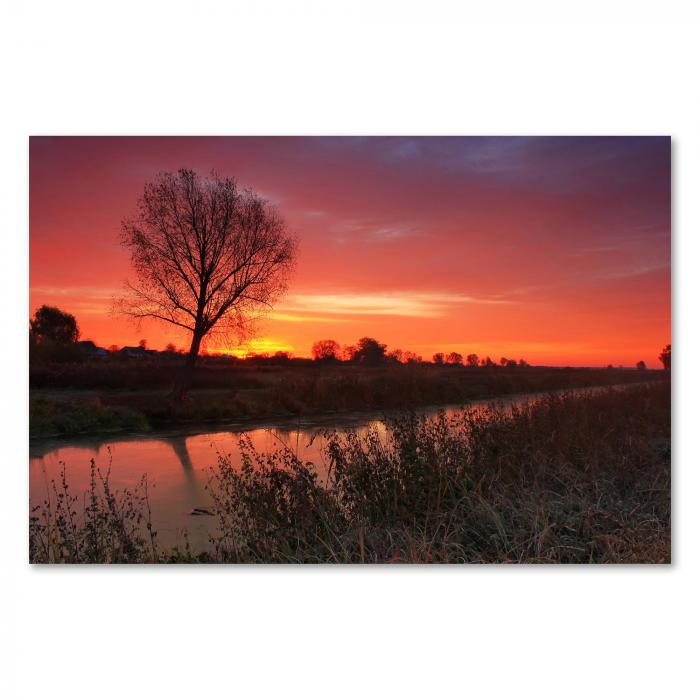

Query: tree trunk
(172, 332), (203, 400)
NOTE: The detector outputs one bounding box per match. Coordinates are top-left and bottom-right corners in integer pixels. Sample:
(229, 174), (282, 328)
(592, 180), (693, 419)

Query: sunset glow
(30, 136), (670, 366)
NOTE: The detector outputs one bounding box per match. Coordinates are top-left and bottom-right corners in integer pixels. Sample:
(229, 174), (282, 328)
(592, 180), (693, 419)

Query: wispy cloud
(604, 262), (669, 279)
(576, 230), (670, 255)
(30, 284), (120, 315)
(279, 292), (514, 319)
(30, 284), (121, 298)
(30, 285), (514, 321)
(330, 219), (418, 242)
(372, 224), (416, 240)
(268, 312), (356, 324)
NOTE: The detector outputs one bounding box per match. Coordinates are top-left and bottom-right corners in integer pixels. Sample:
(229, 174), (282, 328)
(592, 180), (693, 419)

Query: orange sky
(29, 136), (671, 367)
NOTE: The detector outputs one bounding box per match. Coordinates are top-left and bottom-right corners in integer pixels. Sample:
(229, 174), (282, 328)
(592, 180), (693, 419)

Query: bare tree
(311, 339), (341, 362)
(116, 169), (297, 397)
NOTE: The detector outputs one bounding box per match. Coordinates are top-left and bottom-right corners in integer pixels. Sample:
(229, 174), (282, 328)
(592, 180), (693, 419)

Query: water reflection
(29, 419), (356, 551)
(28, 385), (633, 551)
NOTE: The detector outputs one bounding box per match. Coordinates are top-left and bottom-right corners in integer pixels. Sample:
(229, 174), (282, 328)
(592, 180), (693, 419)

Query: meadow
(30, 380), (671, 564)
(29, 360), (662, 439)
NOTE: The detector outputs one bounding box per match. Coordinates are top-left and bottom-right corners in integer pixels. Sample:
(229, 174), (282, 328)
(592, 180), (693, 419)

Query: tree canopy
(116, 168), (297, 395)
(352, 337), (387, 365)
(30, 305), (79, 344)
(311, 339), (341, 362)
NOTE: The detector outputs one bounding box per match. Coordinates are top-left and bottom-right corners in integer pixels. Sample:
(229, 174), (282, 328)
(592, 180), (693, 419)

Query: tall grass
(30, 381), (671, 564)
(30, 459), (160, 563)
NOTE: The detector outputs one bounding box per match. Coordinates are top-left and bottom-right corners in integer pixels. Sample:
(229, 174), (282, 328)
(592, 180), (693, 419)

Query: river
(29, 384), (638, 552)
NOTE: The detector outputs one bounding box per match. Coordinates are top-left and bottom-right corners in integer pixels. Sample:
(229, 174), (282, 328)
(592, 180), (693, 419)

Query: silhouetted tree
(387, 348), (403, 363)
(432, 352), (445, 365)
(138, 338), (147, 350)
(446, 352), (463, 365)
(311, 339), (341, 362)
(518, 358), (529, 367)
(403, 351), (422, 364)
(30, 305), (79, 344)
(341, 345), (357, 362)
(481, 356), (495, 367)
(116, 169), (297, 398)
(636, 360), (647, 370)
(352, 337), (387, 365)
(466, 353), (479, 367)
(659, 344), (671, 370)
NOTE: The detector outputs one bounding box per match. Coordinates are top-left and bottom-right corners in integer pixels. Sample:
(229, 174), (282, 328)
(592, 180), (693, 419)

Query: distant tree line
(310, 337), (533, 368)
(310, 337), (672, 370)
(28, 305), (672, 373)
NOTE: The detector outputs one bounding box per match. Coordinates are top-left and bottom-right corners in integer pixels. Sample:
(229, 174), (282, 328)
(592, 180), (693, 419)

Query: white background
(1, 2), (697, 698)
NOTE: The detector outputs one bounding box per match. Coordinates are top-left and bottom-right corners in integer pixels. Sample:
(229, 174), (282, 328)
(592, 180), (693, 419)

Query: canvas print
(29, 136), (671, 564)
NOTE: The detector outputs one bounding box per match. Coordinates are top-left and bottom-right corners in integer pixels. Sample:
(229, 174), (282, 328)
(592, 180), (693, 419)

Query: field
(29, 360), (664, 439)
(30, 380), (671, 564)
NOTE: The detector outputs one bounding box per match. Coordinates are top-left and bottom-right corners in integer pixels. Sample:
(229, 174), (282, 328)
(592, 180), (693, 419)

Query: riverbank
(30, 381), (671, 564)
(29, 364), (664, 439)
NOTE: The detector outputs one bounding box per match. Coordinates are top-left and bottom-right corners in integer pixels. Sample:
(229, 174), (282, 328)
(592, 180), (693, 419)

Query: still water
(29, 385), (630, 551)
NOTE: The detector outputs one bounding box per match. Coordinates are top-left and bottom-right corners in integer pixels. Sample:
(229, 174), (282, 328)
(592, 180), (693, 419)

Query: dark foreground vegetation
(30, 381), (671, 564)
(30, 361), (664, 439)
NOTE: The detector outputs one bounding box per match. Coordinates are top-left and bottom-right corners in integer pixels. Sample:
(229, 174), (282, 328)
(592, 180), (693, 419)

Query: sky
(29, 136), (671, 367)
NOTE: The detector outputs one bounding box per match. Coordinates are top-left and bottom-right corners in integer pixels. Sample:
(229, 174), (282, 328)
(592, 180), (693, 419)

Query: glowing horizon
(29, 136), (671, 367)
